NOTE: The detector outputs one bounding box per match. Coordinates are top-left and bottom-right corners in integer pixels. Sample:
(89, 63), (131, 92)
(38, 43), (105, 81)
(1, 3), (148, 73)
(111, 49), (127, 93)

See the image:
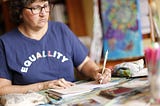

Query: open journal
(46, 78), (127, 100)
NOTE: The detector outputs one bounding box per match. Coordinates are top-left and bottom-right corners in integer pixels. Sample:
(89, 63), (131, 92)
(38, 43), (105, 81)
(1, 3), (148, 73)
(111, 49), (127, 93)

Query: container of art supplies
(145, 44), (160, 102)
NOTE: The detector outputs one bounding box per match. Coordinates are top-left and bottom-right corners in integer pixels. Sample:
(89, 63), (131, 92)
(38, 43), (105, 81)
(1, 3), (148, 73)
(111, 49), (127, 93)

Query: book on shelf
(46, 78), (127, 100)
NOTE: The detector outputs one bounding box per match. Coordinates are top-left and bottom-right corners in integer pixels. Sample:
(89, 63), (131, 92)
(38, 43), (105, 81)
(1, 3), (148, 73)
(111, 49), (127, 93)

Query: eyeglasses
(24, 4), (50, 15)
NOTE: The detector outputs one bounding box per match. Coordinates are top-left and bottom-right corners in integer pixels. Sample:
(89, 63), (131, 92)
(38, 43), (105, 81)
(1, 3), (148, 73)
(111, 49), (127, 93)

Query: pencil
(102, 50), (108, 75)
(99, 50), (108, 84)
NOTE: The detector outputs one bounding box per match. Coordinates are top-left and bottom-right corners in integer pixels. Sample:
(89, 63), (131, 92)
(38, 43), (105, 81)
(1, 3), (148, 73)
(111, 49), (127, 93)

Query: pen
(100, 50), (108, 84)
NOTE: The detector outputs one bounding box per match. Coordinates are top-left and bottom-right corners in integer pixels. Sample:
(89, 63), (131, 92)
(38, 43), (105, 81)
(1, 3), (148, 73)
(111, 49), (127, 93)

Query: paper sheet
(48, 79), (123, 98)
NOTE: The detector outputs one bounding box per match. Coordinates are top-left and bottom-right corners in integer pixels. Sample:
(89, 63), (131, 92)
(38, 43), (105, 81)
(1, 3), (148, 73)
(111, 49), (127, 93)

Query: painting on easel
(101, 0), (143, 60)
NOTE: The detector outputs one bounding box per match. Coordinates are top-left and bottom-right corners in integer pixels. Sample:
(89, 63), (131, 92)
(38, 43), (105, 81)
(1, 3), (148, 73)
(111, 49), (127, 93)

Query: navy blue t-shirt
(0, 21), (88, 85)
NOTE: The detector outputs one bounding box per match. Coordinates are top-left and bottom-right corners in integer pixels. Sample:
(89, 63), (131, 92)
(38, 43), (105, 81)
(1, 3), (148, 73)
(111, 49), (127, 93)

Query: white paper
(48, 80), (121, 98)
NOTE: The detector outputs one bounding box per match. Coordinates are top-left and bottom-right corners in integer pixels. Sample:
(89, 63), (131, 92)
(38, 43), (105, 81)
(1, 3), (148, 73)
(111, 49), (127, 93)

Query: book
(46, 78), (126, 100)
(99, 87), (137, 99)
(100, 78), (149, 105)
(67, 98), (101, 106)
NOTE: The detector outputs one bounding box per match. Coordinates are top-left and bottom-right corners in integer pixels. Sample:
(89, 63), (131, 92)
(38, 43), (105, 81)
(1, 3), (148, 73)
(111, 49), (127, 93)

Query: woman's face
(21, 1), (50, 29)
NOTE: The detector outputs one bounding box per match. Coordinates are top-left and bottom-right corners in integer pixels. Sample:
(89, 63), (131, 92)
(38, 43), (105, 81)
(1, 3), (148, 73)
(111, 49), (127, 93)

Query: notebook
(46, 78), (126, 100)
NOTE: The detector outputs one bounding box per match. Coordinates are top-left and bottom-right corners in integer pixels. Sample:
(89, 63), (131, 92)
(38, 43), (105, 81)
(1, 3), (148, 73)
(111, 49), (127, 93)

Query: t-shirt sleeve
(0, 40), (12, 80)
(61, 24), (89, 67)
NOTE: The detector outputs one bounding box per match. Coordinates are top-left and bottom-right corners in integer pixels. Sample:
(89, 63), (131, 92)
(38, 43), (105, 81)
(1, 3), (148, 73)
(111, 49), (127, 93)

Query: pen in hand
(99, 50), (108, 84)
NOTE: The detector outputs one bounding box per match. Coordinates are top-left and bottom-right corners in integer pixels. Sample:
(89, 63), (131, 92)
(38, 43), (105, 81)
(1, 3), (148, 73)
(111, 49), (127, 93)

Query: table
(1, 77), (160, 106)
(41, 77), (153, 106)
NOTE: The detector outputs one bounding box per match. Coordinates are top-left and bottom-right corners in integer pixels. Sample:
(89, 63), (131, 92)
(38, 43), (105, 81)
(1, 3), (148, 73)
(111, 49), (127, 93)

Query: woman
(0, 0), (111, 95)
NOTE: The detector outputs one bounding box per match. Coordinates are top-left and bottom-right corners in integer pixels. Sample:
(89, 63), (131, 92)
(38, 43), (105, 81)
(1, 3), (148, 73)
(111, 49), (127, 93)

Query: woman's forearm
(80, 58), (100, 80)
(0, 79), (75, 96)
(80, 57), (112, 84)
(0, 82), (45, 96)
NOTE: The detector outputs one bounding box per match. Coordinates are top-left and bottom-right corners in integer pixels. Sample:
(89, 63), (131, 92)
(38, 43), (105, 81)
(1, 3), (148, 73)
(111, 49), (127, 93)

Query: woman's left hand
(95, 68), (111, 84)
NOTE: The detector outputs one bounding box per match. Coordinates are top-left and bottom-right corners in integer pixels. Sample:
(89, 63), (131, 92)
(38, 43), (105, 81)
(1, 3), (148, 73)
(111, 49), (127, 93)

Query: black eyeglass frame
(24, 4), (50, 15)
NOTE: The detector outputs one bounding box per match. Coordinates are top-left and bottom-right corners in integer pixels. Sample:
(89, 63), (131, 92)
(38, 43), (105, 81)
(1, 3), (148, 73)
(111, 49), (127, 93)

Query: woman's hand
(43, 78), (75, 89)
(95, 68), (111, 84)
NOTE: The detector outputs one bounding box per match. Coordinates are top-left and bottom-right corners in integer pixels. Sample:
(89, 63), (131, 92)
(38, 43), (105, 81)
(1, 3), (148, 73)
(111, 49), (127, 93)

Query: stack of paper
(47, 79), (125, 99)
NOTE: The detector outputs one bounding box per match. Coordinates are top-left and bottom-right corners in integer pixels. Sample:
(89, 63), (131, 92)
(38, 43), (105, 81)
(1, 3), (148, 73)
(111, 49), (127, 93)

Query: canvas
(101, 0), (143, 60)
